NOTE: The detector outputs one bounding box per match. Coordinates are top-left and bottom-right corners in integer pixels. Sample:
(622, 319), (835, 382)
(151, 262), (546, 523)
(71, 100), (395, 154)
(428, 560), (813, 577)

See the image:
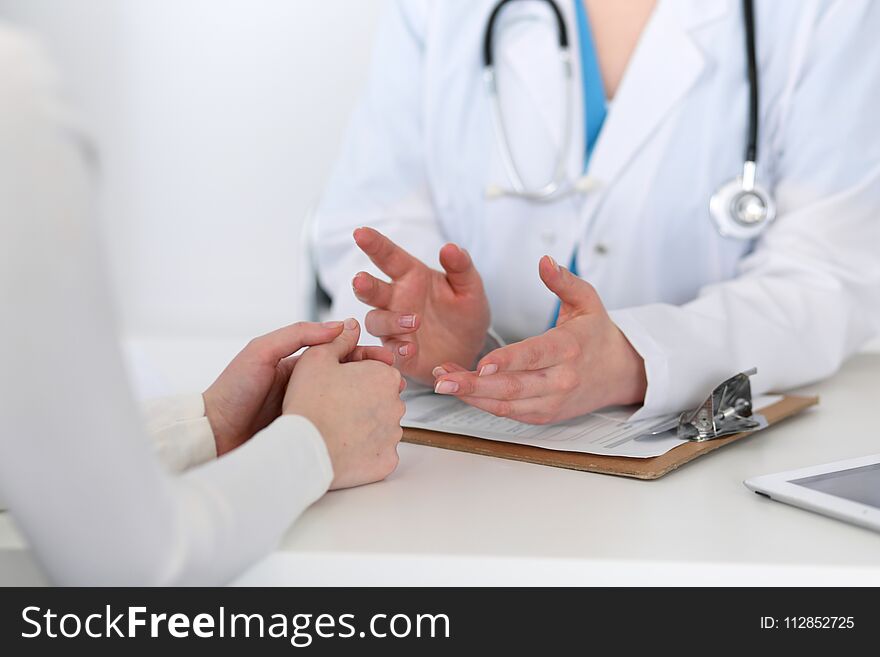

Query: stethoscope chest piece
(709, 170), (776, 240)
(708, 0), (775, 241)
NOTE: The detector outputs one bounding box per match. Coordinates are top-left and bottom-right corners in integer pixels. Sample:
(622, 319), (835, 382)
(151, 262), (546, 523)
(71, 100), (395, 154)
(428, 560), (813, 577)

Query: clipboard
(402, 383), (818, 480)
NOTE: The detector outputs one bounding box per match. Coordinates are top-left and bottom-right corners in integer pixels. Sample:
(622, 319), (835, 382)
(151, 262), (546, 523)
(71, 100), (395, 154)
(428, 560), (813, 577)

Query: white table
(2, 343), (880, 586)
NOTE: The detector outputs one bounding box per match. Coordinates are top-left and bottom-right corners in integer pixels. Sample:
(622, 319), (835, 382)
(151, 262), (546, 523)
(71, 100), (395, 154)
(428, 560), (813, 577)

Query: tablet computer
(745, 454), (880, 533)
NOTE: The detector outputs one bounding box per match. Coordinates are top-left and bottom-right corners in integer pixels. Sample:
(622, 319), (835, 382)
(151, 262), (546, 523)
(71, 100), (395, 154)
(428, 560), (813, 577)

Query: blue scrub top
(550, 0), (607, 326)
(574, 0), (607, 165)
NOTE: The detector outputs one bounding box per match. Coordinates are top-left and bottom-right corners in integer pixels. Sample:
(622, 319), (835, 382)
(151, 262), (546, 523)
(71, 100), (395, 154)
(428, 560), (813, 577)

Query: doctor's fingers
(353, 227), (421, 280)
(456, 395), (562, 425)
(476, 331), (574, 375)
(352, 272), (394, 309)
(432, 362), (469, 378)
(384, 338), (418, 364)
(433, 368), (562, 401)
(245, 320), (345, 365)
(439, 243), (483, 295)
(365, 309), (421, 337)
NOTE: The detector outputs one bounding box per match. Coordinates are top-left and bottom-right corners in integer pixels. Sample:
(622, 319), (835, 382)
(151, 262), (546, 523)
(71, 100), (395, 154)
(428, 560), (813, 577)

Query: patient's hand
(284, 319), (406, 489)
(203, 320), (394, 456)
(352, 227), (491, 385)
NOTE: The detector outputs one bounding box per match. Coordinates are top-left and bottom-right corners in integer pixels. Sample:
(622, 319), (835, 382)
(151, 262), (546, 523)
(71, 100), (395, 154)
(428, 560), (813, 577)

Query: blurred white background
(0, 0), (383, 342)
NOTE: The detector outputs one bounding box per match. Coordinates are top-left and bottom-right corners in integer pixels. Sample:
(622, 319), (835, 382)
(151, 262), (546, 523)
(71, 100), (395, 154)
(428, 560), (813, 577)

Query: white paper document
(402, 390), (783, 459)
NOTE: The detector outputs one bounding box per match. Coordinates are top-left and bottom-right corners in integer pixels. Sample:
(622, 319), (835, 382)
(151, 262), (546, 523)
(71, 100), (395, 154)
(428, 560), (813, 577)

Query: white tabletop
(2, 343), (880, 586)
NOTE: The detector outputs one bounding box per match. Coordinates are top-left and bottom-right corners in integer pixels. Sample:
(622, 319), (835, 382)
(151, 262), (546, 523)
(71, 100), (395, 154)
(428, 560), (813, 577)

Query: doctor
(314, 0), (880, 424)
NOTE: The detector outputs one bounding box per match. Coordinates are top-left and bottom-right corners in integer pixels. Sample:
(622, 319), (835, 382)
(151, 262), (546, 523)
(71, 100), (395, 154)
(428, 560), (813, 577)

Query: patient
(0, 25), (403, 585)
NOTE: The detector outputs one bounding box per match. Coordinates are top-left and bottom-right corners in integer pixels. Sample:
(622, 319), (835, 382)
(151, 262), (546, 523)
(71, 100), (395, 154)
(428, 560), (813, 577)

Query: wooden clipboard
(402, 395), (819, 480)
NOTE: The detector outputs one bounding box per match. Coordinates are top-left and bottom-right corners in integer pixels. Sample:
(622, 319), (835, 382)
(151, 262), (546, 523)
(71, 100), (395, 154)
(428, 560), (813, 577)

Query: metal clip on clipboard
(676, 368), (768, 442)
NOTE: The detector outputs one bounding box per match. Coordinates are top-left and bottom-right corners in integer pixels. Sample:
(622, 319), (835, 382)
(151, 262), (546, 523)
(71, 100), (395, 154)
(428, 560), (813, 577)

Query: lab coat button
(594, 243), (609, 256)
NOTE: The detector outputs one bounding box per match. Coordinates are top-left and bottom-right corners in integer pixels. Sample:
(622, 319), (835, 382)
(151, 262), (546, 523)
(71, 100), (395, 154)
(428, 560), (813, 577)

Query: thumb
(246, 321), (344, 365)
(440, 243), (483, 295)
(539, 256), (604, 315)
(321, 317), (362, 362)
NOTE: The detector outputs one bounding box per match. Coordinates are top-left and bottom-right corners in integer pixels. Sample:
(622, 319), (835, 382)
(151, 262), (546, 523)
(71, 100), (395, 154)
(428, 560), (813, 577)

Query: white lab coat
(315, 0), (880, 420)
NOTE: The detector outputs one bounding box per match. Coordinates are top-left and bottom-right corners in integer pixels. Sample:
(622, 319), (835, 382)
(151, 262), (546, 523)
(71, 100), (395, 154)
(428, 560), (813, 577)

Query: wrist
(611, 330), (648, 406)
(202, 392), (236, 456)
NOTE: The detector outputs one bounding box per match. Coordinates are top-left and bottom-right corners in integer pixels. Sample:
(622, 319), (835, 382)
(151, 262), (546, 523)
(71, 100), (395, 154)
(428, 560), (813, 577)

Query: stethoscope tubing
(482, 0), (764, 207)
(483, 0), (774, 240)
(742, 0), (759, 167)
(483, 0), (574, 201)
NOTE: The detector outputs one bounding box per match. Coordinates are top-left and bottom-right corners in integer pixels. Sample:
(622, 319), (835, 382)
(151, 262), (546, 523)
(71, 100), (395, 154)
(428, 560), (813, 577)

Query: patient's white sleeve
(143, 395), (218, 473)
(0, 27), (333, 585)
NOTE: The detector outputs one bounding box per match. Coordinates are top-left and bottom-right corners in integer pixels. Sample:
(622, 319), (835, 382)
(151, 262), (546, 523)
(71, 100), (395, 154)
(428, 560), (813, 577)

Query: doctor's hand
(352, 227), (491, 386)
(284, 318), (406, 490)
(431, 257), (648, 424)
(203, 320), (395, 457)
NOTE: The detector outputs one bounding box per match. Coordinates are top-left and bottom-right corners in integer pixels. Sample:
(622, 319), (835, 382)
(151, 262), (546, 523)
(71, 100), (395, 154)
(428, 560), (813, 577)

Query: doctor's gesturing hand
(204, 319), (398, 458)
(432, 257), (648, 425)
(352, 227), (491, 385)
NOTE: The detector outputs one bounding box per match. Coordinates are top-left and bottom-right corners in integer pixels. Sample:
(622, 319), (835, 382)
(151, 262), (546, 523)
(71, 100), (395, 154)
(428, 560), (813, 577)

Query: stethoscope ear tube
(483, 0), (569, 69)
(483, 0), (575, 202)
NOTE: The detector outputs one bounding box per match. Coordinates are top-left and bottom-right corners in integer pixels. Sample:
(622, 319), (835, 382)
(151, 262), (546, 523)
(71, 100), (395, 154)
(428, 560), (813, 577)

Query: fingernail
(398, 344), (411, 357)
(432, 366), (448, 378)
(322, 321), (343, 329)
(399, 314), (417, 329)
(479, 364), (498, 377)
(344, 318), (358, 330)
(434, 380), (459, 395)
(546, 255), (560, 272)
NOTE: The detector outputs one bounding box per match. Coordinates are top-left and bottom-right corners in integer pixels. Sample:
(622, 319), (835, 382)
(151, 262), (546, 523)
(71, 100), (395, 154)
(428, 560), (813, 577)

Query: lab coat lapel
(588, 0), (731, 187)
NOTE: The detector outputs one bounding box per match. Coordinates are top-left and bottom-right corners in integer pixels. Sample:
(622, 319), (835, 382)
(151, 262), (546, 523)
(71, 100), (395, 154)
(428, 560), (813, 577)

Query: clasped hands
(352, 227), (648, 425)
(203, 318), (405, 489)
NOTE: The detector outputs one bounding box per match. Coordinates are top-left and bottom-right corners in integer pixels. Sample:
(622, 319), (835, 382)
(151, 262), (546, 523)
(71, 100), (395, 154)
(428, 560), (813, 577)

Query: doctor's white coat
(314, 0), (880, 420)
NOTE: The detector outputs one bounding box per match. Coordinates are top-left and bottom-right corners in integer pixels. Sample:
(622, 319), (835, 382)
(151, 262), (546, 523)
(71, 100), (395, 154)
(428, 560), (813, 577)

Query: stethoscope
(483, 0), (777, 240)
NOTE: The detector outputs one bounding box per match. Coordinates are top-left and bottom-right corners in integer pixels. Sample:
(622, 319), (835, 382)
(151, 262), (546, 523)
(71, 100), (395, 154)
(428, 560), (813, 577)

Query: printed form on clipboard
(402, 389), (783, 459)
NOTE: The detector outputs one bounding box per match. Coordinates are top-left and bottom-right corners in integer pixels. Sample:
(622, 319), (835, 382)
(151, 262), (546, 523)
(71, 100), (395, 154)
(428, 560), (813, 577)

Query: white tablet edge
(744, 453), (880, 533)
